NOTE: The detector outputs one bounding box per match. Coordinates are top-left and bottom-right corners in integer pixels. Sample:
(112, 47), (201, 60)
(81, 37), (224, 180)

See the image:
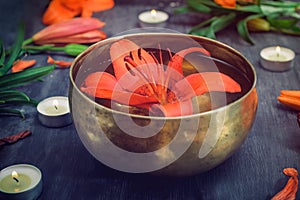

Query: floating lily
(80, 39), (241, 117)
(28, 17), (106, 45)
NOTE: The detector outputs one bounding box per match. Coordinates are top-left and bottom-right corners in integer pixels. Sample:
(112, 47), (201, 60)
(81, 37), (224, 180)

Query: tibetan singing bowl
(69, 33), (258, 176)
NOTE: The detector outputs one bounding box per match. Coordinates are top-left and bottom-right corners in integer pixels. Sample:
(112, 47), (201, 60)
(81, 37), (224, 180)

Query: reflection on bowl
(69, 33), (258, 176)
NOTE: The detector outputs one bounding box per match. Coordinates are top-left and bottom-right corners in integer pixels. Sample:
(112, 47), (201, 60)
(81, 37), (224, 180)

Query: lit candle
(138, 9), (169, 27)
(0, 164), (42, 200)
(260, 46), (295, 72)
(37, 96), (72, 127)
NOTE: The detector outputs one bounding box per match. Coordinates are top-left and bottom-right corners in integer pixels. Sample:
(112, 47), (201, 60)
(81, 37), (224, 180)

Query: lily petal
(84, 0), (115, 12)
(12, 60), (36, 73)
(167, 47), (211, 82)
(150, 99), (193, 117)
(80, 72), (158, 106)
(42, 0), (80, 25)
(47, 56), (73, 68)
(110, 39), (157, 91)
(174, 72), (241, 100)
(33, 17), (105, 42)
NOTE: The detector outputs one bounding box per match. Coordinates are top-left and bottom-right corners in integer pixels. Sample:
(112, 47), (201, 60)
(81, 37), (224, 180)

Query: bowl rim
(69, 32), (257, 120)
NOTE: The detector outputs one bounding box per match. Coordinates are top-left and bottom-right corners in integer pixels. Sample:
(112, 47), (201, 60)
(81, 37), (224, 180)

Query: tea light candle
(37, 96), (72, 127)
(260, 46), (295, 71)
(0, 164), (42, 200)
(138, 9), (169, 27)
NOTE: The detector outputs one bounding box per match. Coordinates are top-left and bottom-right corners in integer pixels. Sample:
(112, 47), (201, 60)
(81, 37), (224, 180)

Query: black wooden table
(1, 0), (300, 199)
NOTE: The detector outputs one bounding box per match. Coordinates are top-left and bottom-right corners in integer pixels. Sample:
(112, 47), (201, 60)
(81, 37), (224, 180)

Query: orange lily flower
(43, 0), (114, 25)
(80, 39), (241, 117)
(11, 60), (36, 73)
(214, 0), (236, 8)
(32, 17), (106, 45)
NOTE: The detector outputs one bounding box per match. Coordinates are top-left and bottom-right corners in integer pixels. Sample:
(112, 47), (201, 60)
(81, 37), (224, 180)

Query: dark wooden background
(0, 0), (299, 199)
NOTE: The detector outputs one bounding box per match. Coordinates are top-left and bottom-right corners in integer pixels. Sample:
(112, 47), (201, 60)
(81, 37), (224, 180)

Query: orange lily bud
(34, 30), (107, 45)
(32, 17), (105, 44)
(12, 60), (36, 73)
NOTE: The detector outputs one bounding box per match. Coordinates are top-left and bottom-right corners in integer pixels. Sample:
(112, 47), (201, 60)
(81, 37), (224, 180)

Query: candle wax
(44, 105), (68, 115)
(268, 54), (287, 62)
(138, 10), (169, 24)
(0, 173), (31, 193)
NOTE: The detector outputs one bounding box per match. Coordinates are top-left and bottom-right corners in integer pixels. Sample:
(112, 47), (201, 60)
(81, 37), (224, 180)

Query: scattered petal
(47, 56), (73, 68)
(11, 60), (36, 73)
(271, 168), (298, 200)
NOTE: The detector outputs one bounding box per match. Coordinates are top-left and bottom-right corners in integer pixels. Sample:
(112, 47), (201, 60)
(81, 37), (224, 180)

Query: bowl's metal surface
(69, 33), (258, 176)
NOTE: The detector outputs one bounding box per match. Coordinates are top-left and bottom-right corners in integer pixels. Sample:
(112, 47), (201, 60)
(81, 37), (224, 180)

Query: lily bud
(247, 18), (270, 32)
(32, 17), (106, 45)
(63, 44), (89, 56)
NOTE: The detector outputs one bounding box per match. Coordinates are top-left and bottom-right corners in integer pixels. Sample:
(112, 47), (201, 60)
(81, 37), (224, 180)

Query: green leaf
(174, 6), (191, 14)
(0, 40), (5, 68)
(0, 90), (30, 101)
(190, 13), (236, 39)
(0, 23), (25, 76)
(260, 5), (295, 16)
(189, 16), (219, 33)
(237, 14), (264, 45)
(0, 65), (55, 90)
(274, 26), (300, 36)
(267, 17), (298, 29)
(235, 5), (261, 13)
(262, 1), (300, 8)
(0, 108), (25, 118)
(187, 0), (211, 13)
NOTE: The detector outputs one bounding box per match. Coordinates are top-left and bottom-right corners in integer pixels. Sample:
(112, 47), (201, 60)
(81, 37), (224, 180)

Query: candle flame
(276, 46), (281, 55)
(12, 170), (19, 179)
(150, 9), (157, 17)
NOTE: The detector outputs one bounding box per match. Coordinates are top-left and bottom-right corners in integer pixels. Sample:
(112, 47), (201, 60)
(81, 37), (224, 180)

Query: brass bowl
(69, 33), (258, 176)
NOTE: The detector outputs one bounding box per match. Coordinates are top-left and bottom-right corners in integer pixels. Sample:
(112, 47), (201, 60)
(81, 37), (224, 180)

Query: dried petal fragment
(0, 130), (32, 146)
(271, 168), (299, 200)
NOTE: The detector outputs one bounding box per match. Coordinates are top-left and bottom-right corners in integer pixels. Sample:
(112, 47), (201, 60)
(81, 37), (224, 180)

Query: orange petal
(214, 0), (236, 8)
(80, 72), (158, 105)
(35, 30), (106, 44)
(150, 99), (193, 117)
(174, 72), (241, 100)
(110, 39), (157, 91)
(59, 0), (85, 11)
(42, 0), (80, 25)
(84, 0), (115, 12)
(47, 56), (73, 68)
(33, 17), (105, 42)
(167, 47), (211, 82)
(11, 60), (36, 73)
(271, 168), (298, 200)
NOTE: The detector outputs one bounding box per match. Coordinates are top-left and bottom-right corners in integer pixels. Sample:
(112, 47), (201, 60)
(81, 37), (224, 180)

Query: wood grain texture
(0, 0), (299, 199)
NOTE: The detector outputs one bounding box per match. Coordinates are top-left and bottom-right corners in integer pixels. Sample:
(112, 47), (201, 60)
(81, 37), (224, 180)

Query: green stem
(22, 45), (55, 51)
(22, 38), (33, 46)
